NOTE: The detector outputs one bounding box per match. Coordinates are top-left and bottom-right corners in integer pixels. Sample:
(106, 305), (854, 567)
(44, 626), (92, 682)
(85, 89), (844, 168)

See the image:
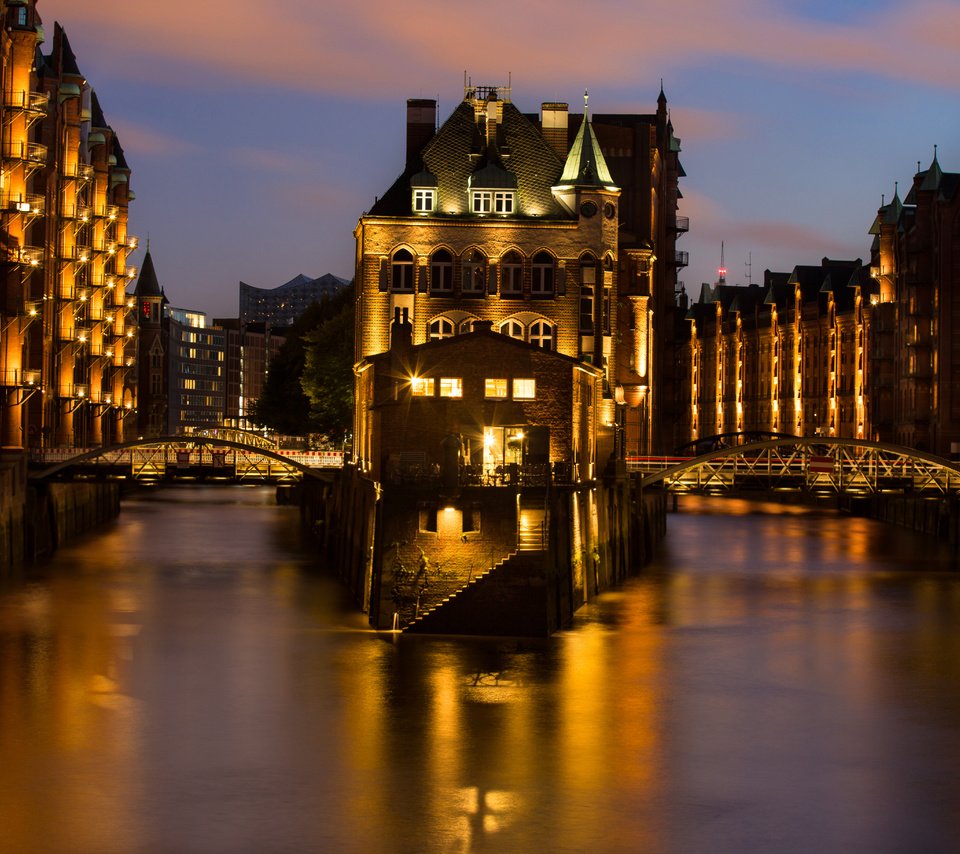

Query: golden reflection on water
(1, 487), (959, 853)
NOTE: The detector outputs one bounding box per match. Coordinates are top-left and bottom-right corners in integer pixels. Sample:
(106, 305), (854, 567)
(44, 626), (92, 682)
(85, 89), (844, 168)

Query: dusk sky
(40, 0), (960, 318)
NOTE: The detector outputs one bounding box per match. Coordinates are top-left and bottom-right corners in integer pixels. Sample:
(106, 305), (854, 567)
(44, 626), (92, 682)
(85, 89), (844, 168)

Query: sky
(38, 0), (960, 318)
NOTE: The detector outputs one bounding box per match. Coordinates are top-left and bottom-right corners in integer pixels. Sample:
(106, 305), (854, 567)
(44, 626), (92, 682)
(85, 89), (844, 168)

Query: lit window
(531, 251), (555, 296)
(472, 191), (492, 214)
(513, 378), (536, 399)
(462, 250), (486, 295)
(430, 249), (453, 293)
(494, 191), (514, 214)
(439, 377), (463, 398)
(413, 189), (435, 213)
(391, 249), (414, 292)
(500, 320), (524, 340)
(411, 377), (435, 396)
(428, 317), (455, 340)
(501, 251), (523, 296)
(529, 320), (554, 350)
(485, 378), (508, 398)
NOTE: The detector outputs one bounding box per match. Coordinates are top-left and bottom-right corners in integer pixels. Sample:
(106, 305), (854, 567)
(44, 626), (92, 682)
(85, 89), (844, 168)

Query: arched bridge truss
(631, 438), (960, 495)
(30, 437), (336, 484)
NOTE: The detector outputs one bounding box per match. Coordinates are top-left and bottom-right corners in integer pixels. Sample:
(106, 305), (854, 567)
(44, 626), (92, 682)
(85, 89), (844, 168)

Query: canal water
(1, 486), (958, 854)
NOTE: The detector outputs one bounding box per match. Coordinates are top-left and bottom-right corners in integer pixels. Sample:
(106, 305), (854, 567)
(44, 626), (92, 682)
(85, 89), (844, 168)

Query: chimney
(406, 99), (436, 164)
(541, 102), (569, 159)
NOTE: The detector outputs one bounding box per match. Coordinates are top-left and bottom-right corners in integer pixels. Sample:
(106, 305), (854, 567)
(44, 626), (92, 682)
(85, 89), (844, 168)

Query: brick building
(869, 152), (960, 455)
(0, 1), (138, 450)
(354, 83), (684, 468)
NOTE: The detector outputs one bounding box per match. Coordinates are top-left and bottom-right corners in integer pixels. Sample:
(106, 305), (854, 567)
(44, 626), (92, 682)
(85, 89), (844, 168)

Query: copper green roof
(554, 103), (618, 191)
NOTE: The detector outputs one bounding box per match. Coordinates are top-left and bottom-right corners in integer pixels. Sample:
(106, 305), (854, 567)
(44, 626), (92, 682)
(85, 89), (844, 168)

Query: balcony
(62, 162), (94, 181)
(3, 89), (49, 115)
(671, 215), (690, 234)
(1, 140), (47, 165)
(672, 250), (689, 267)
(9, 245), (43, 267)
(0, 368), (40, 387)
(104, 205), (119, 221)
(60, 244), (92, 263)
(2, 193), (44, 217)
(126, 234), (139, 250)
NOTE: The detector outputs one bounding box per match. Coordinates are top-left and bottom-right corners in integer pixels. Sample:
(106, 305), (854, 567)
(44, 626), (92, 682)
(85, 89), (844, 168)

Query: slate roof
(555, 104), (618, 191)
(369, 99), (568, 219)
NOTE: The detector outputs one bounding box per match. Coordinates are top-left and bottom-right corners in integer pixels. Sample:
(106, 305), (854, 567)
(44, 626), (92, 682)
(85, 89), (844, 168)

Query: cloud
(39, 0), (960, 99)
(108, 121), (198, 158)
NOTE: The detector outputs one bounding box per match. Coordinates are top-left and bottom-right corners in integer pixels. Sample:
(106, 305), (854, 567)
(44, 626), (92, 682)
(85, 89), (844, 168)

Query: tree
(249, 286), (354, 436)
(301, 296), (355, 441)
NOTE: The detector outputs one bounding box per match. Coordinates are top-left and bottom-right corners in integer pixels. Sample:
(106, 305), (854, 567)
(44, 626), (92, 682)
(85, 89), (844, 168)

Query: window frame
(513, 378), (536, 400)
(493, 191), (515, 215)
(462, 250), (487, 296)
(500, 252), (523, 296)
(485, 378), (508, 399)
(428, 317), (455, 341)
(391, 249), (415, 293)
(430, 249), (453, 294)
(529, 320), (555, 350)
(471, 190), (492, 214)
(413, 188), (436, 214)
(439, 377), (463, 398)
(531, 252), (555, 296)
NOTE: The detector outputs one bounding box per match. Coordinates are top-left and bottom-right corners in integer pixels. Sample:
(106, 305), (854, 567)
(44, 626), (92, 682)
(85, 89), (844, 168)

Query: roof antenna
(745, 251), (752, 285)
(718, 241), (727, 285)
(584, 89), (589, 119)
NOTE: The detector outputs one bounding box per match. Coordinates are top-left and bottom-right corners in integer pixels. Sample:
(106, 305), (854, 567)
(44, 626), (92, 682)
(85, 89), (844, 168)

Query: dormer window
(413, 188), (435, 214)
(494, 191), (515, 215)
(472, 191), (492, 214)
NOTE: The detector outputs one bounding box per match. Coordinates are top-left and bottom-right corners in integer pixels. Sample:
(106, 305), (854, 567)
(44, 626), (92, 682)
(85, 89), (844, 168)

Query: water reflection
(0, 487), (958, 852)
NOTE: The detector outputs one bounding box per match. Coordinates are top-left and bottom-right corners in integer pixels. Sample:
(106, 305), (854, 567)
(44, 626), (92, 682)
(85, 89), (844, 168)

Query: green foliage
(301, 290), (355, 441)
(248, 285), (354, 437)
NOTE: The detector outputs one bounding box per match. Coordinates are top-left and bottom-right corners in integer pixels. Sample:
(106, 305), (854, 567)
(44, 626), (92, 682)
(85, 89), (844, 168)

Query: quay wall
(1, 453), (120, 574)
(308, 467), (667, 636)
(843, 493), (960, 550)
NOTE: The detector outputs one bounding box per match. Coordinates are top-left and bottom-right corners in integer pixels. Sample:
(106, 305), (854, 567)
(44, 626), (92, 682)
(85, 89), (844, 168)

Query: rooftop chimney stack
(541, 102), (569, 159)
(406, 99), (437, 165)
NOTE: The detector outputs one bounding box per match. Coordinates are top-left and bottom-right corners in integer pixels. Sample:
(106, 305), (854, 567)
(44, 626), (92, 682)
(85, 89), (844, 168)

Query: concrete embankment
(0, 453), (120, 575)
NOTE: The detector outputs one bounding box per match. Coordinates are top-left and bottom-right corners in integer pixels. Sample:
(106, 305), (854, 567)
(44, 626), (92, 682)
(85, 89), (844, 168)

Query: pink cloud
(108, 121), (198, 157)
(37, 0), (960, 99)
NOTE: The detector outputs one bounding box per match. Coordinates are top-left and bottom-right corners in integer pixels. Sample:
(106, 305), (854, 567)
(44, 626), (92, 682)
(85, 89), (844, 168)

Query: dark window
(531, 251), (554, 296)
(391, 249), (414, 292)
(430, 249), (453, 294)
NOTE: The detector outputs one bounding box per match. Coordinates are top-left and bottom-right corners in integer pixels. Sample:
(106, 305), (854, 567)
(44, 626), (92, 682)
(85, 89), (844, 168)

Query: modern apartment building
(0, 1), (138, 450)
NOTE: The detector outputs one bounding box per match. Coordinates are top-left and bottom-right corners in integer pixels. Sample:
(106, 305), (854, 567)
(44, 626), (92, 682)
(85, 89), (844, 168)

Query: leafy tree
(300, 300), (355, 441)
(249, 285), (354, 436)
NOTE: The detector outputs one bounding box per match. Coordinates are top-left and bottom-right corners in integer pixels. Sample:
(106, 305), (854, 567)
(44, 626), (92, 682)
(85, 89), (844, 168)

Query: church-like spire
(920, 144), (943, 193)
(134, 250), (162, 298)
(554, 90), (618, 192)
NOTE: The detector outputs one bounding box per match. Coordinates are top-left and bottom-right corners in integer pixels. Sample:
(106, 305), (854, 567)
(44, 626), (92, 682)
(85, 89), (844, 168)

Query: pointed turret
(134, 250), (161, 298)
(920, 145), (943, 193)
(554, 92), (618, 192)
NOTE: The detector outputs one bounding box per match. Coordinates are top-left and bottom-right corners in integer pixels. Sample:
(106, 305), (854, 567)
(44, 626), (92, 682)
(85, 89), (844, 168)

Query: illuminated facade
(354, 84), (684, 471)
(870, 153), (960, 455)
(679, 259), (875, 446)
(0, 1), (137, 450)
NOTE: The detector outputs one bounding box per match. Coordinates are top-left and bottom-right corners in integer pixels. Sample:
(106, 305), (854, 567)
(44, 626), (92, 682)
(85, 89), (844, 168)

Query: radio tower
(717, 241), (727, 285)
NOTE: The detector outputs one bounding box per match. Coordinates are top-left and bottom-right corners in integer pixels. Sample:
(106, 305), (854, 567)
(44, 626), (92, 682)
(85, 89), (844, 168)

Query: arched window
(391, 249), (414, 292)
(529, 320), (555, 350)
(430, 249), (453, 294)
(459, 319), (476, 334)
(462, 250), (486, 296)
(500, 320), (524, 340)
(428, 317), (455, 341)
(501, 251), (523, 296)
(579, 253), (596, 333)
(531, 251), (555, 296)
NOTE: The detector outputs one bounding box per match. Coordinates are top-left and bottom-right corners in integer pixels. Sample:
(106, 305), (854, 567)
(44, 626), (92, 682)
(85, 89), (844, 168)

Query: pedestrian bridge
(628, 437), (960, 495)
(29, 437), (342, 483)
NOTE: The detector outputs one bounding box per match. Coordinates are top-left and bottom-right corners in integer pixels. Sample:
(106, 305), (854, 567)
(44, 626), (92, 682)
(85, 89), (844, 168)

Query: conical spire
(134, 250), (162, 298)
(920, 144), (943, 193)
(554, 90), (618, 191)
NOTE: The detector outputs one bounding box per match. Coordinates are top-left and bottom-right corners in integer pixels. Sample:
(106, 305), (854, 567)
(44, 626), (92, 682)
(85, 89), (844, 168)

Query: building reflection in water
(0, 487), (958, 853)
